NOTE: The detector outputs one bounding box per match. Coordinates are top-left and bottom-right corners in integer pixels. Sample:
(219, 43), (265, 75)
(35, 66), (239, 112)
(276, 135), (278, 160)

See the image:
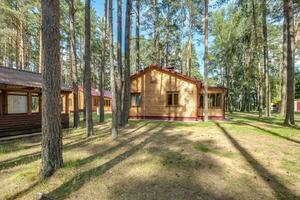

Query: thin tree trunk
(136, 0), (140, 72)
(153, 0), (159, 65)
(69, 0), (79, 128)
(186, 2), (192, 77)
(109, 0), (118, 139)
(39, 28), (43, 73)
(252, 0), (262, 117)
(281, 12), (287, 116)
(284, 0), (295, 125)
(41, 0), (63, 179)
(122, 0), (132, 126)
(204, 0), (209, 122)
(117, 0), (122, 127)
(99, 0), (107, 123)
(262, 0), (271, 117)
(84, 0), (94, 136)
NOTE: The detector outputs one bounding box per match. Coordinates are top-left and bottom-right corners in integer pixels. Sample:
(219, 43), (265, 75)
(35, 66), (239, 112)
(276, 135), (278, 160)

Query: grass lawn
(0, 112), (300, 200)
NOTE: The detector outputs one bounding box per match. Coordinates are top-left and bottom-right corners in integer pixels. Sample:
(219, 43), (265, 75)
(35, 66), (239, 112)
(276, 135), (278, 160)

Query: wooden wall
(0, 113), (69, 137)
(198, 88), (225, 119)
(68, 91), (111, 112)
(130, 68), (198, 119)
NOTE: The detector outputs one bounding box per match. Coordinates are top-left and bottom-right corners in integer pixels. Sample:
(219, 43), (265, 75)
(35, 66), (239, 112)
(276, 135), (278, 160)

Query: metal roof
(0, 66), (72, 91)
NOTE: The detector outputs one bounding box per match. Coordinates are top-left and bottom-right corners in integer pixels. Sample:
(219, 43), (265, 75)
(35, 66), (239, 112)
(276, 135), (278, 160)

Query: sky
(91, 0), (207, 72)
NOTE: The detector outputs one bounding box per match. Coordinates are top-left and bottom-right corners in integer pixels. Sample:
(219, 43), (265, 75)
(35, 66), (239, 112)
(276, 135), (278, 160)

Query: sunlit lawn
(0, 112), (299, 199)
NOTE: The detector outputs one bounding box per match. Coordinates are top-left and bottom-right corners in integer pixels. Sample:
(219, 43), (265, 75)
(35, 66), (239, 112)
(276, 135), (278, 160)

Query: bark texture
(99, 0), (107, 123)
(262, 0), (271, 117)
(117, 0), (123, 127)
(122, 0), (132, 126)
(84, 0), (94, 136)
(136, 0), (140, 72)
(204, 0), (209, 122)
(284, 0), (295, 125)
(281, 12), (287, 116)
(68, 0), (79, 128)
(41, 0), (63, 179)
(109, 0), (118, 139)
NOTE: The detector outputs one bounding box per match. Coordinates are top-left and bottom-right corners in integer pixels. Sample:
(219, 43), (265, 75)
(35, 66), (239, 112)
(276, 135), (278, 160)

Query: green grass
(0, 112), (299, 200)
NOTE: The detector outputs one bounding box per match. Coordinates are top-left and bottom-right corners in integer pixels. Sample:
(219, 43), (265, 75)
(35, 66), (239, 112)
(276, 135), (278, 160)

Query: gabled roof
(131, 64), (202, 87)
(78, 86), (112, 99)
(0, 66), (72, 92)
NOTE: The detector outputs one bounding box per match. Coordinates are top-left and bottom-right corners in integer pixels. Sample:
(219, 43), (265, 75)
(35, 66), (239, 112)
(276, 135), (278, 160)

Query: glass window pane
(32, 96), (39, 113)
(199, 94), (203, 108)
(8, 95), (28, 114)
(167, 93), (172, 105)
(131, 94), (137, 106)
(216, 94), (222, 109)
(209, 94), (216, 109)
(136, 94), (141, 107)
(174, 94), (178, 105)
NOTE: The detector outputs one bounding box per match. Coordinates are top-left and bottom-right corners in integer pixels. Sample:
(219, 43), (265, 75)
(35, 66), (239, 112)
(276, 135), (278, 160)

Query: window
(199, 94), (203, 108)
(216, 94), (222, 109)
(131, 93), (141, 107)
(93, 98), (99, 107)
(167, 92), (179, 106)
(105, 99), (111, 107)
(32, 94), (39, 113)
(8, 93), (27, 114)
(68, 98), (73, 107)
(199, 93), (222, 109)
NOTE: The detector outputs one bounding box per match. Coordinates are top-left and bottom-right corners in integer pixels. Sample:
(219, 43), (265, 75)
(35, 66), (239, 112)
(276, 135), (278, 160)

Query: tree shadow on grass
(230, 112), (300, 130)
(5, 122), (153, 199)
(215, 122), (300, 200)
(45, 125), (166, 199)
(0, 123), (148, 172)
(232, 121), (300, 145)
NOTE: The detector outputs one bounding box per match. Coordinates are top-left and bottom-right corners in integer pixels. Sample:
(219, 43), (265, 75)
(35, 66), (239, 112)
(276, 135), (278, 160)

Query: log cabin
(66, 86), (112, 113)
(0, 66), (72, 137)
(129, 64), (226, 121)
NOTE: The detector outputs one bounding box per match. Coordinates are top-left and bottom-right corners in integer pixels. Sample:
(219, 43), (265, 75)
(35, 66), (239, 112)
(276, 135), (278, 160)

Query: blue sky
(91, 0), (207, 72)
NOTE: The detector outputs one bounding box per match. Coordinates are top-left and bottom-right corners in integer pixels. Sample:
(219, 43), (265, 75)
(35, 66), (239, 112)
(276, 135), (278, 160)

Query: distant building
(0, 66), (71, 137)
(67, 86), (112, 113)
(129, 64), (226, 121)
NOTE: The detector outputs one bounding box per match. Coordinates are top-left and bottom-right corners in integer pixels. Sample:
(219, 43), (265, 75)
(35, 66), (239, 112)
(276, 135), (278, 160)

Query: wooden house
(0, 67), (72, 137)
(295, 99), (300, 112)
(129, 64), (226, 121)
(67, 86), (112, 113)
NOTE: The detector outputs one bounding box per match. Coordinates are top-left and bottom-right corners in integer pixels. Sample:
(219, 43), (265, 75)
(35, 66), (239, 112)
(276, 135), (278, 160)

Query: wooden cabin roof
(78, 86), (112, 99)
(0, 66), (72, 92)
(131, 64), (203, 87)
(131, 64), (226, 91)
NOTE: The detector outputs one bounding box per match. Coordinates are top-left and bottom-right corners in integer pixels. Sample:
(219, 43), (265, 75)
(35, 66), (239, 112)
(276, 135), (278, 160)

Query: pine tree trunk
(136, 0), (140, 72)
(38, 28), (43, 73)
(99, 0), (107, 123)
(284, 0), (295, 125)
(252, 0), (262, 117)
(122, 0), (132, 126)
(117, 0), (123, 127)
(153, 0), (159, 65)
(262, 0), (271, 117)
(204, 0), (209, 122)
(109, 0), (118, 139)
(41, 0), (63, 179)
(69, 0), (79, 128)
(84, 0), (94, 136)
(186, 2), (192, 77)
(281, 13), (287, 116)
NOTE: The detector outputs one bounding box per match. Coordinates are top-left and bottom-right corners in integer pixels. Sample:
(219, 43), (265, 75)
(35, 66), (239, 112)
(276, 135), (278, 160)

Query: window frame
(167, 91), (179, 107)
(7, 92), (28, 114)
(130, 92), (141, 107)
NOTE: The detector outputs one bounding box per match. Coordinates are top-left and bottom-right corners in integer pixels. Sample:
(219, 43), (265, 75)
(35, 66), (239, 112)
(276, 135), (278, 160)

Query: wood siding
(0, 113), (69, 137)
(68, 90), (112, 112)
(130, 68), (198, 119)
